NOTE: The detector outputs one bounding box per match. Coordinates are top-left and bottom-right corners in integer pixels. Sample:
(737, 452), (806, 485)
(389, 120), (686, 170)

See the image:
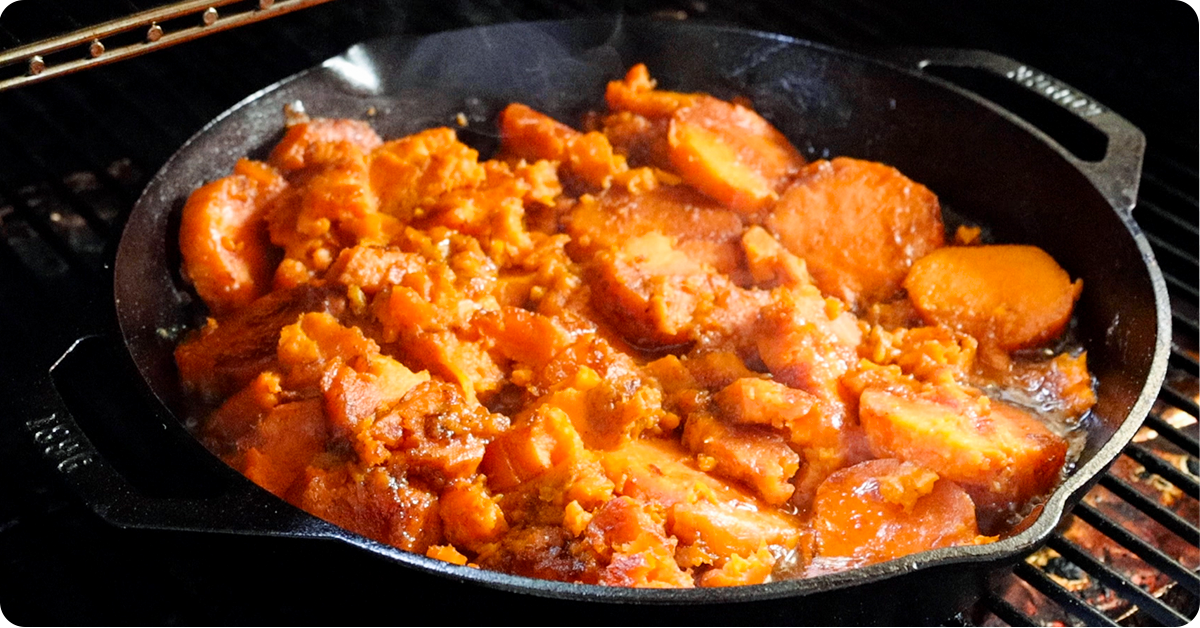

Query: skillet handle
(22, 336), (337, 540)
(880, 48), (1145, 215)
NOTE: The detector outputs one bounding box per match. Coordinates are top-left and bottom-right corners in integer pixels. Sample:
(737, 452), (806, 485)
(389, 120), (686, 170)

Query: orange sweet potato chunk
(605, 63), (701, 118)
(481, 405), (587, 492)
(681, 412), (800, 505)
(602, 439), (802, 561)
(713, 377), (839, 451)
(667, 96), (805, 213)
(179, 160), (285, 315)
(587, 232), (715, 349)
(295, 466), (442, 553)
(369, 127), (486, 222)
(766, 157), (944, 309)
(858, 386), (1067, 527)
(903, 244), (1083, 350)
(564, 184), (746, 275)
(239, 398), (327, 497)
(439, 479), (508, 553)
(583, 496), (694, 588)
(498, 103), (627, 189)
(175, 285), (345, 401)
(269, 118), (383, 172)
(812, 458), (986, 564)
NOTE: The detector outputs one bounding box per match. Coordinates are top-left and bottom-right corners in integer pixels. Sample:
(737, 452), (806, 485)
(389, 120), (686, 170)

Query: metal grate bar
(1139, 196), (1200, 240)
(1142, 170), (1200, 212)
(1013, 562), (1120, 626)
(1144, 412), (1200, 459)
(1172, 346), (1200, 376)
(1142, 410), (1200, 458)
(0, 120), (117, 241)
(1, 93), (134, 221)
(1074, 502), (1200, 596)
(1172, 313), (1199, 345)
(1047, 533), (1192, 626)
(1146, 230), (1200, 273)
(1165, 271), (1200, 303)
(8, 89), (142, 203)
(1124, 444), (1200, 497)
(1099, 472), (1200, 547)
(1159, 385), (1200, 422)
(979, 589), (1036, 627)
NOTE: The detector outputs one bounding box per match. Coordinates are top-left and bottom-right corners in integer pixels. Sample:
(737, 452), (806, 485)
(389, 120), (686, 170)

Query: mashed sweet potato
(175, 64), (1094, 588)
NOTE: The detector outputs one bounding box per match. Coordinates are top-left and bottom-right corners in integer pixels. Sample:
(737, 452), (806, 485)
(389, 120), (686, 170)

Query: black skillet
(26, 18), (1170, 624)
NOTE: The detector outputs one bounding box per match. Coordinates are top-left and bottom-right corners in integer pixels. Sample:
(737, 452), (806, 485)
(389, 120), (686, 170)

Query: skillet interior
(113, 17), (1169, 621)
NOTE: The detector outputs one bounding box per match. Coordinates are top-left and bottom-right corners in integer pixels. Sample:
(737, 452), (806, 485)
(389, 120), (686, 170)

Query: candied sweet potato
(602, 439), (803, 561)
(175, 285), (345, 402)
(179, 160), (285, 314)
(667, 96), (805, 213)
(766, 157), (943, 309)
(499, 103), (628, 189)
(605, 63), (701, 118)
(178, 68), (1095, 589)
(564, 184), (746, 276)
(269, 118), (383, 172)
(903, 244), (1083, 350)
(682, 411), (800, 505)
(858, 385), (1068, 529)
(812, 458), (986, 563)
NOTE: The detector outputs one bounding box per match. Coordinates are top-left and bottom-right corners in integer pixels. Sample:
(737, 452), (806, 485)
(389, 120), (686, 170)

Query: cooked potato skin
(176, 67), (1093, 588)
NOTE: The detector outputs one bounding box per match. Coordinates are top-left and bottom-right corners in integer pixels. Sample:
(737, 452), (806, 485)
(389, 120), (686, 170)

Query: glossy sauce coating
(175, 64), (1095, 588)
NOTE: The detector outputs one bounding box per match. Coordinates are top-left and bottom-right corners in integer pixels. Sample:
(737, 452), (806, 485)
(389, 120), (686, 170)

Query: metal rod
(1074, 502), (1200, 596)
(1047, 533), (1192, 626)
(1123, 443), (1200, 498)
(979, 588), (1036, 626)
(0, 0), (338, 91)
(1012, 562), (1120, 627)
(1099, 472), (1200, 547)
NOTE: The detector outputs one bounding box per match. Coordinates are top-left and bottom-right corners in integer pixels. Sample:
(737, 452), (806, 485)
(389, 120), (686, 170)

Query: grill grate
(0, 1), (1195, 624)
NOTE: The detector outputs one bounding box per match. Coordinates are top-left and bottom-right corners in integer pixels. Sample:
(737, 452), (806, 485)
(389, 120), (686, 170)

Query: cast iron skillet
(30, 18), (1170, 624)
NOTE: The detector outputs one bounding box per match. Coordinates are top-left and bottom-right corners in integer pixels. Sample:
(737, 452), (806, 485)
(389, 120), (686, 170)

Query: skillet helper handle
(22, 337), (335, 539)
(881, 48), (1146, 215)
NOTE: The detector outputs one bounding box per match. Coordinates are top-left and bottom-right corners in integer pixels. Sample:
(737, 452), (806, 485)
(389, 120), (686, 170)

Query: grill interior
(0, 1), (1195, 624)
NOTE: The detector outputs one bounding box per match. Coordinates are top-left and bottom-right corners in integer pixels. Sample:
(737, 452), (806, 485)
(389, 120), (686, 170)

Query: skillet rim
(113, 16), (1172, 605)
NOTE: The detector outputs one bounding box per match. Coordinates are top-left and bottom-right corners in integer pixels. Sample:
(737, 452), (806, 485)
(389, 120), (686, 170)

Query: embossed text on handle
(1007, 65), (1103, 117)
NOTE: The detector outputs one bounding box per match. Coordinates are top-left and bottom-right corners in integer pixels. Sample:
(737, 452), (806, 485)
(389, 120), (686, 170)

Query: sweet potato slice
(858, 386), (1068, 529)
(498, 103), (627, 189)
(564, 184), (746, 275)
(174, 284), (346, 402)
(239, 398), (327, 497)
(903, 244), (1083, 350)
(369, 127), (486, 221)
(294, 466), (442, 553)
(812, 458), (985, 563)
(587, 232), (715, 349)
(682, 411), (800, 505)
(766, 157), (943, 309)
(269, 118), (383, 172)
(179, 160), (286, 314)
(583, 496), (694, 588)
(601, 439), (802, 561)
(713, 378), (839, 451)
(604, 63), (700, 118)
(667, 96), (805, 212)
